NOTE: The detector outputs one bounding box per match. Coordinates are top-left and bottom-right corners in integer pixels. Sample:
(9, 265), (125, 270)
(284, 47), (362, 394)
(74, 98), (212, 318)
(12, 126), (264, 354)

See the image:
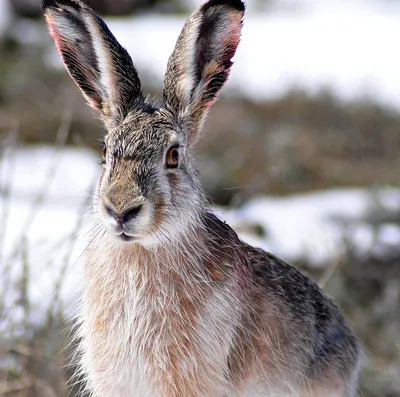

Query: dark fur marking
(200, 0), (245, 13)
(42, 0), (81, 12)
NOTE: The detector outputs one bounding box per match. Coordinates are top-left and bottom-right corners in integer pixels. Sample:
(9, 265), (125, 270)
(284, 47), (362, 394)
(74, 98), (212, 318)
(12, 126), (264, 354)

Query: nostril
(105, 204), (122, 223)
(122, 205), (142, 223)
(104, 204), (142, 225)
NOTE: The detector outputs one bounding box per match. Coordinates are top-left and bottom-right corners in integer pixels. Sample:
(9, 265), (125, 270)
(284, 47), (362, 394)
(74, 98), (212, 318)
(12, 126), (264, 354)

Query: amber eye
(166, 146), (179, 168)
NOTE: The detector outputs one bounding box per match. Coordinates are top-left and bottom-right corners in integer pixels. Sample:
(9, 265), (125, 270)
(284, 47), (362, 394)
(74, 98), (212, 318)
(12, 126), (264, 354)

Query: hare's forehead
(106, 124), (178, 159)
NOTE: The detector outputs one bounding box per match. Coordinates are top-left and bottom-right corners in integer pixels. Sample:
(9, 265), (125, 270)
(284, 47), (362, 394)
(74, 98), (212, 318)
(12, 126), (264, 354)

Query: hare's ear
(163, 0), (244, 147)
(42, 0), (143, 126)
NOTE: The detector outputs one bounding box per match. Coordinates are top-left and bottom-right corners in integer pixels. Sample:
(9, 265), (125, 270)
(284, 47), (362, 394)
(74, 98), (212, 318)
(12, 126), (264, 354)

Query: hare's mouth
(117, 232), (136, 242)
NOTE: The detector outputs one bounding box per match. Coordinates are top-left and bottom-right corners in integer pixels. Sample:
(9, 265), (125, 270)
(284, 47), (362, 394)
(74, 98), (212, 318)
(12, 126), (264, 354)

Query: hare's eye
(166, 146), (179, 169)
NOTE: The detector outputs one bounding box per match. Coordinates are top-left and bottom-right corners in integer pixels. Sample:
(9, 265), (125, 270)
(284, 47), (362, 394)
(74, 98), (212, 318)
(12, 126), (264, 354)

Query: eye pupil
(172, 149), (178, 163)
(167, 147), (179, 168)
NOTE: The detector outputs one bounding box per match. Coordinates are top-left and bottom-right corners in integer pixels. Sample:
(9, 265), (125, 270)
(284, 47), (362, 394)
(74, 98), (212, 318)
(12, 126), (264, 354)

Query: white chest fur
(79, 241), (239, 397)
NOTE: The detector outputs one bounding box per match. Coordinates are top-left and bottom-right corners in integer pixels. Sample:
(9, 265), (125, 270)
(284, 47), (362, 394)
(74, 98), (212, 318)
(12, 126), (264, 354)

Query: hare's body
(43, 0), (360, 396)
(81, 213), (359, 397)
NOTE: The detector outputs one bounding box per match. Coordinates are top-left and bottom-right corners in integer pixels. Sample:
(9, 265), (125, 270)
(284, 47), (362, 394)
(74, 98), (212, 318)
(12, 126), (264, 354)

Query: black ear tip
(42, 0), (57, 10)
(42, 0), (82, 12)
(201, 0), (245, 13)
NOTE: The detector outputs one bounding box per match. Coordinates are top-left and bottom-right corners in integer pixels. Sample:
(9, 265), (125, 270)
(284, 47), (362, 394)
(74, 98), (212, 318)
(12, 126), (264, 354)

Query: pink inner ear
(50, 29), (73, 58)
(45, 12), (103, 111)
(47, 17), (62, 48)
(46, 14), (77, 64)
(194, 12), (243, 123)
(221, 14), (242, 55)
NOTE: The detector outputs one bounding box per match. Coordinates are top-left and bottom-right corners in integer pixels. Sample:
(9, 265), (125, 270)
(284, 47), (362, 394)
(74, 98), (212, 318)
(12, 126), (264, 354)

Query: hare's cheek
(167, 173), (179, 188)
(98, 169), (109, 191)
(152, 196), (166, 233)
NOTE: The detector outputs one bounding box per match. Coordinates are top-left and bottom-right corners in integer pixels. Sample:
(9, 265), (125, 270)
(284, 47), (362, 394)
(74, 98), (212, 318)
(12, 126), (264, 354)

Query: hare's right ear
(42, 0), (143, 127)
(163, 0), (244, 147)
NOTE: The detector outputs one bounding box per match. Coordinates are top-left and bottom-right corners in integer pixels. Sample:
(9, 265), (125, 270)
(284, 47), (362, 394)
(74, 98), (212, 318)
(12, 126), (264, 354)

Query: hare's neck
(85, 210), (239, 289)
(86, 225), (211, 286)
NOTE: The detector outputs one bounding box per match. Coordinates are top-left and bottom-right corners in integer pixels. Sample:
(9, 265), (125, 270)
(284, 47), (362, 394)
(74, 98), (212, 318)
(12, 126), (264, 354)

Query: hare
(43, 0), (360, 396)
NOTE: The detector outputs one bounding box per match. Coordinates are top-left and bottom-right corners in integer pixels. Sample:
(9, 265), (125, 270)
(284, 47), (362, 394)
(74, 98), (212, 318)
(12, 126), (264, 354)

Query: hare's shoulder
(245, 243), (331, 312)
(239, 231), (347, 334)
(205, 211), (358, 353)
(205, 210), (334, 309)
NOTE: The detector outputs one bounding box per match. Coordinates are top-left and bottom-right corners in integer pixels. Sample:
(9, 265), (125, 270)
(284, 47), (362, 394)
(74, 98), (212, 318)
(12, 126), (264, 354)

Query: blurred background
(0, 0), (400, 396)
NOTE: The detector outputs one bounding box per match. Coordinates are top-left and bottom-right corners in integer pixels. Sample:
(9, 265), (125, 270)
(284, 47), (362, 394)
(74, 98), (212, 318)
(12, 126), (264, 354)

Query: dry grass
(0, 121), (90, 397)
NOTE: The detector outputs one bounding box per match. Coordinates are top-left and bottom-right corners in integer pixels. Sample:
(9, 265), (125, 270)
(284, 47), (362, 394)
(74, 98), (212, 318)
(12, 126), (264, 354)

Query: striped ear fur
(163, 0), (245, 147)
(42, 0), (143, 126)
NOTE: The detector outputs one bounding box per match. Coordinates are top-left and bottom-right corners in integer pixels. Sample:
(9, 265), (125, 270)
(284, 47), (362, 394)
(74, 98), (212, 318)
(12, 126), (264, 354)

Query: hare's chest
(81, 279), (159, 396)
(81, 266), (236, 397)
(81, 272), (207, 395)
(81, 242), (239, 397)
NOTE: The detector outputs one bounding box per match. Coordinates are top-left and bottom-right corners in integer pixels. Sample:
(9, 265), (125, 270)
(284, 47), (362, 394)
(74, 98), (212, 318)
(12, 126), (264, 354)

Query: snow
(0, 0), (11, 35)
(98, 1), (400, 108)
(0, 146), (99, 328)
(1, 145), (400, 327)
(222, 189), (400, 264)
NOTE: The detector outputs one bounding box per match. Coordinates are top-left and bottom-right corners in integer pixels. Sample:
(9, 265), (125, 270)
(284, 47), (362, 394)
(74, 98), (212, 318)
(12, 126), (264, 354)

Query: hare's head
(43, 0), (244, 247)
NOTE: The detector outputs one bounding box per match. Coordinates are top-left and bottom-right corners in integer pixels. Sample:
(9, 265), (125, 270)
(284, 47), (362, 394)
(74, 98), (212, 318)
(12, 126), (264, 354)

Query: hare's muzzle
(105, 204), (143, 226)
(99, 192), (150, 243)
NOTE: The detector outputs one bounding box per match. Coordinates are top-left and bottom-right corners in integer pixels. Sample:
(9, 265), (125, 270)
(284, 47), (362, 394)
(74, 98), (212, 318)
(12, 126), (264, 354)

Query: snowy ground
(0, 0), (10, 36)
(0, 146), (99, 328)
(1, 145), (400, 327)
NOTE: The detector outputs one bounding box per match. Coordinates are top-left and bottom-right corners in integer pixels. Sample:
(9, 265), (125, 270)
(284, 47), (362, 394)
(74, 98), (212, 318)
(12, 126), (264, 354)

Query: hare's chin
(104, 227), (141, 243)
(117, 232), (137, 243)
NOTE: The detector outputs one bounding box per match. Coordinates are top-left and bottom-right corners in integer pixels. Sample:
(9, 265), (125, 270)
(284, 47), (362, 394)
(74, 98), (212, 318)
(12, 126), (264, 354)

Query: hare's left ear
(42, 0), (143, 127)
(163, 0), (244, 147)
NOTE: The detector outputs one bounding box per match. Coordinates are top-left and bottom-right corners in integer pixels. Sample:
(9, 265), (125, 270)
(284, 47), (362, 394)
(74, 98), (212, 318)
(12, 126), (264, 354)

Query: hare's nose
(105, 204), (142, 225)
